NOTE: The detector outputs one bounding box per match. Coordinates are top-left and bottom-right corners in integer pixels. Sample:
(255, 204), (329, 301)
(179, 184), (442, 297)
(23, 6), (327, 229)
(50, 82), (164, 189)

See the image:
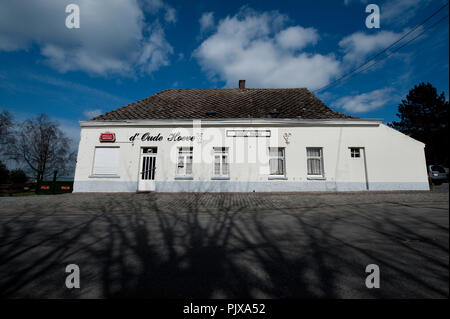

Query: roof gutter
(79, 118), (382, 127)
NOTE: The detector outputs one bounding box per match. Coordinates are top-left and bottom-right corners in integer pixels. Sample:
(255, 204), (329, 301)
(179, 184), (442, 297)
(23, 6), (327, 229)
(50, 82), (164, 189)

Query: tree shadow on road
(0, 193), (448, 298)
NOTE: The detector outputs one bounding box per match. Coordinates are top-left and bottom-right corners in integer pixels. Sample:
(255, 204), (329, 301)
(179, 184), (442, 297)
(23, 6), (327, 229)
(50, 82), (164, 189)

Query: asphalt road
(0, 189), (448, 298)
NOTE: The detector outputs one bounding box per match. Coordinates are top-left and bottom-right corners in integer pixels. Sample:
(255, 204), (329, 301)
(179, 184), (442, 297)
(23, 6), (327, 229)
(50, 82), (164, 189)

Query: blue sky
(0, 0), (448, 143)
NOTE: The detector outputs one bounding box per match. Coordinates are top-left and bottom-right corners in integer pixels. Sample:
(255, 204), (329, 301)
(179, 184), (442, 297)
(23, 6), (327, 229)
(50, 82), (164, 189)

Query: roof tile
(91, 88), (356, 120)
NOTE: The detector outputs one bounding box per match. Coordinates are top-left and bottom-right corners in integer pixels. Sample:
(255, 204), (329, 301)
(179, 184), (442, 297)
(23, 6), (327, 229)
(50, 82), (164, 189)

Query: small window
(350, 148), (361, 158)
(176, 147), (193, 176)
(92, 147), (120, 176)
(307, 147), (324, 176)
(143, 147), (157, 154)
(269, 147), (285, 176)
(213, 147), (229, 177)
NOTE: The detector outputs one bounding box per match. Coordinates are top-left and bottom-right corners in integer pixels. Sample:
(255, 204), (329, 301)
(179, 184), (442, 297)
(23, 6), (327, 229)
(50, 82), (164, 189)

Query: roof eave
(79, 118), (382, 127)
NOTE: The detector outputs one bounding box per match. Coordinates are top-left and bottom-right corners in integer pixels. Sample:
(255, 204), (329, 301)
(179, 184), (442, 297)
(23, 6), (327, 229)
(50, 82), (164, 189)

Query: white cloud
(83, 109), (102, 119)
(27, 74), (127, 104)
(194, 9), (340, 89)
(275, 26), (319, 50)
(200, 12), (215, 33)
(334, 88), (394, 113)
(0, 0), (175, 76)
(141, 0), (176, 23)
(339, 30), (401, 65)
(383, 0), (431, 23)
(141, 0), (164, 13)
(137, 23), (174, 73)
(164, 7), (177, 23)
(343, 0), (430, 25)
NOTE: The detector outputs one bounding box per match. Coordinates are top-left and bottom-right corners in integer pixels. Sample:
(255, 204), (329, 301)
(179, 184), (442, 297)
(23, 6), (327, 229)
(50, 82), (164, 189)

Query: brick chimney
(239, 80), (246, 89)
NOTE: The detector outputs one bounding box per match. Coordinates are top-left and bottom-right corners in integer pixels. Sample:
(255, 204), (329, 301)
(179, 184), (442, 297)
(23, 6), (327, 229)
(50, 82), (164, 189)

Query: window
(307, 148), (324, 176)
(213, 147), (229, 178)
(92, 147), (120, 176)
(269, 147), (285, 176)
(350, 148), (361, 158)
(176, 147), (193, 176)
(143, 147), (157, 154)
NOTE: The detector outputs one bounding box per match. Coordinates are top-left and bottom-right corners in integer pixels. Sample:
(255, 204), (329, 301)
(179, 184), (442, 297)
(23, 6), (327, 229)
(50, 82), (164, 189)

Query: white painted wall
(73, 121), (429, 192)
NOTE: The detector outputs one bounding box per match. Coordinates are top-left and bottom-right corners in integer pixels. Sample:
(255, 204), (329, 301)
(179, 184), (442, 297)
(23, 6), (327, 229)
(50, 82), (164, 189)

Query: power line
(314, 2), (449, 93)
(356, 2), (449, 65)
(342, 14), (449, 81)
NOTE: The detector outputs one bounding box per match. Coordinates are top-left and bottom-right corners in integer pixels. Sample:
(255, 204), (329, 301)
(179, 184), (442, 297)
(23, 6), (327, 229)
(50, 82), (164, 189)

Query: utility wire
(313, 2), (449, 93)
(341, 14), (449, 81)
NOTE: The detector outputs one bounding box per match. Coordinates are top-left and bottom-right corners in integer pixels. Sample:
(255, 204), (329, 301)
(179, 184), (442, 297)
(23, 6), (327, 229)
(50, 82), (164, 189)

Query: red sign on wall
(99, 133), (116, 142)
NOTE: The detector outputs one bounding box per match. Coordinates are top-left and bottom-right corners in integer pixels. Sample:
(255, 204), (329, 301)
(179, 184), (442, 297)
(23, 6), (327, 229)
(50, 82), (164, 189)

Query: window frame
(306, 147), (325, 179)
(212, 147), (229, 179)
(350, 147), (361, 158)
(268, 147), (286, 179)
(90, 146), (120, 178)
(175, 146), (193, 178)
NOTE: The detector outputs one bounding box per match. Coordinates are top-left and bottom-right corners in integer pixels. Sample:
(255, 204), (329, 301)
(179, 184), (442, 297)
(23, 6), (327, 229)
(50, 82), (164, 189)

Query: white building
(73, 81), (429, 192)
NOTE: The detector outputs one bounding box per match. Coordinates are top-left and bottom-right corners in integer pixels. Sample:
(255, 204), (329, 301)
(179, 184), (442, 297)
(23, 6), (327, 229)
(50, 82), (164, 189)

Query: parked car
(428, 165), (448, 185)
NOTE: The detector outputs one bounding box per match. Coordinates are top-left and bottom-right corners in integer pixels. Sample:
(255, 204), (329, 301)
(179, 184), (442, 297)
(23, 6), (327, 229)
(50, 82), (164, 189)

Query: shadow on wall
(0, 193), (448, 298)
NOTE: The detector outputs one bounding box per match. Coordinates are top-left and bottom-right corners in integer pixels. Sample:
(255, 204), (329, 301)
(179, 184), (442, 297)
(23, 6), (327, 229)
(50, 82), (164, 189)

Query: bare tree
(9, 114), (75, 181)
(0, 110), (14, 155)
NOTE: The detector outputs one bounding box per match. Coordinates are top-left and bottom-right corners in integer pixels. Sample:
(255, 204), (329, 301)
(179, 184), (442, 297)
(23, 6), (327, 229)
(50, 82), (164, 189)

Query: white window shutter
(93, 147), (119, 175)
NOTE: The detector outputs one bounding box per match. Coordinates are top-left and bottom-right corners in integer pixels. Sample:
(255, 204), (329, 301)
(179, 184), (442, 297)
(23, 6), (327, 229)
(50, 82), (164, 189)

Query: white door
(138, 147), (157, 191)
(349, 147), (369, 190)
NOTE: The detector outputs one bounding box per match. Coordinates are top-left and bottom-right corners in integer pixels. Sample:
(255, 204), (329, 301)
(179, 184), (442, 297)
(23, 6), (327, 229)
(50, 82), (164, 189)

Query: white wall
(73, 122), (429, 192)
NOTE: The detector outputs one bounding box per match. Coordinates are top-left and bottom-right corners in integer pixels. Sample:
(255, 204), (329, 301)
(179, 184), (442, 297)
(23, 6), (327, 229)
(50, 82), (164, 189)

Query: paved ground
(0, 189), (448, 298)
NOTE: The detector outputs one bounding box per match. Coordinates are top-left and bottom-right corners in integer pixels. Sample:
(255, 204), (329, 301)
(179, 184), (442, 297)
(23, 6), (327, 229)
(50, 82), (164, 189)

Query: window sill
(88, 175), (121, 179)
(211, 176), (230, 180)
(268, 176), (287, 180)
(307, 175), (326, 180)
(175, 176), (193, 180)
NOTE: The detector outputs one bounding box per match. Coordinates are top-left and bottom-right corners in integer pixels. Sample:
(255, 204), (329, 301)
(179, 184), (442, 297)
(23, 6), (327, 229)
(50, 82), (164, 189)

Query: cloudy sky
(0, 0), (448, 141)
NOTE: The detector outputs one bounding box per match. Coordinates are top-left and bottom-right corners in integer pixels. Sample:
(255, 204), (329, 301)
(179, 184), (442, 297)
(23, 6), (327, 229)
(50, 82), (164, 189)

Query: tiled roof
(91, 88), (356, 120)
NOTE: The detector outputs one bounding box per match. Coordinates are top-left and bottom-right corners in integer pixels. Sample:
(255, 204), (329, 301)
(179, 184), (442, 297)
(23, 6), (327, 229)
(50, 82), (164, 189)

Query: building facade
(73, 83), (429, 192)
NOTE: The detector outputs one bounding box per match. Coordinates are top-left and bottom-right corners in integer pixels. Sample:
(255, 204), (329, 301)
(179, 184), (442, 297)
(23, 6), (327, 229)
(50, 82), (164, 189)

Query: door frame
(362, 147), (369, 190)
(349, 146), (369, 190)
(137, 147), (157, 191)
